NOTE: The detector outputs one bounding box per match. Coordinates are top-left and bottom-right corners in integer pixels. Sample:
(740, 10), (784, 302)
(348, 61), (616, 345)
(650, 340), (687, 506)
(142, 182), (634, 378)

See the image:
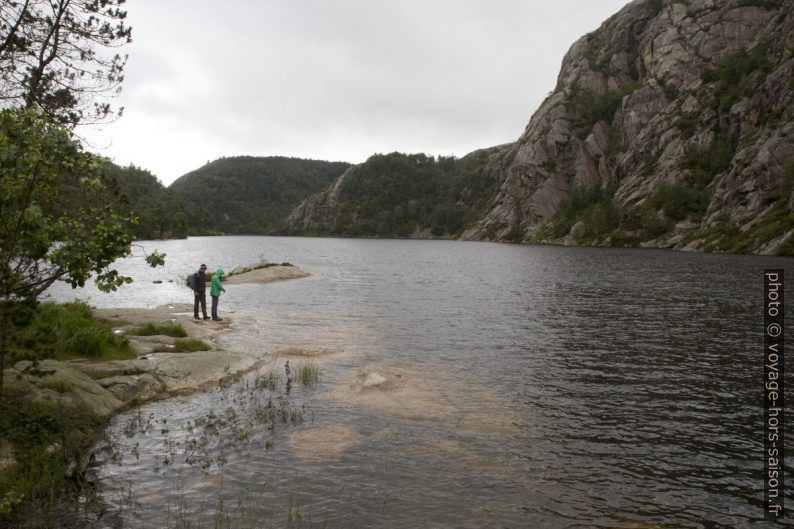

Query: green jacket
(210, 269), (226, 297)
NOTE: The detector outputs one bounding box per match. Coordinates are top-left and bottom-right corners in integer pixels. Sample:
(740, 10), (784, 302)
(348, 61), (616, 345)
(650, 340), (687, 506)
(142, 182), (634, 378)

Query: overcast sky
(82, 0), (630, 186)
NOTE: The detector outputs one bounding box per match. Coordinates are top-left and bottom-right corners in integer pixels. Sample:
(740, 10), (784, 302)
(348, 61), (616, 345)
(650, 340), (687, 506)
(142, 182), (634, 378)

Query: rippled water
(51, 237), (792, 528)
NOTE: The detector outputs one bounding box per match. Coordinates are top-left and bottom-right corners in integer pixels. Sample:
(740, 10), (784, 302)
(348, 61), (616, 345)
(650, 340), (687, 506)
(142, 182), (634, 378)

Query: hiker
(190, 264), (209, 320)
(210, 268), (226, 321)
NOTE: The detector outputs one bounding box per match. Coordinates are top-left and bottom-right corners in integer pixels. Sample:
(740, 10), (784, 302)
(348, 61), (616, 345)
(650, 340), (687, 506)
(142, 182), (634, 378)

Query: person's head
(216, 268), (225, 276)
(199, 264), (207, 274)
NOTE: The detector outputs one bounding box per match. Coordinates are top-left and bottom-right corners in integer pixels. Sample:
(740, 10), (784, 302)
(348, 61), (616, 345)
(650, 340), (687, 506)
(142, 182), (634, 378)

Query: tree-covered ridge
(284, 149), (502, 238)
(170, 156), (351, 234)
(102, 163), (205, 240)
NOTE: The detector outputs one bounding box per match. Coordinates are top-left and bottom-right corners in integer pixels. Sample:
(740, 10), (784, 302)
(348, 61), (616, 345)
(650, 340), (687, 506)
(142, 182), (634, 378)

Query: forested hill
(279, 148), (506, 238)
(102, 162), (204, 240)
(169, 156), (351, 234)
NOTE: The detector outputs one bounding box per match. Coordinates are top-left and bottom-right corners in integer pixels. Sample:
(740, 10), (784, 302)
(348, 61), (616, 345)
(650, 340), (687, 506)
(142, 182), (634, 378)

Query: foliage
(170, 156), (351, 234)
(286, 150), (500, 238)
(0, 399), (100, 520)
(674, 114), (700, 139)
(647, 0), (665, 16)
(737, 0), (785, 8)
(0, 0), (131, 125)
(541, 158), (557, 172)
(781, 162), (794, 198)
(102, 162), (206, 239)
(679, 128), (734, 189)
(0, 109), (158, 301)
(605, 129), (625, 157)
(131, 321), (187, 338)
(703, 42), (774, 114)
(730, 201), (794, 254)
(650, 182), (705, 221)
(8, 301), (132, 362)
(565, 82), (636, 139)
(551, 184), (621, 243)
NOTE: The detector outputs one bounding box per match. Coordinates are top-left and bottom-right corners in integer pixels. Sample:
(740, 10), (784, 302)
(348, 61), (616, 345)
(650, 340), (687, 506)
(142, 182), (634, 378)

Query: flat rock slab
(223, 266), (310, 285)
(143, 350), (259, 393)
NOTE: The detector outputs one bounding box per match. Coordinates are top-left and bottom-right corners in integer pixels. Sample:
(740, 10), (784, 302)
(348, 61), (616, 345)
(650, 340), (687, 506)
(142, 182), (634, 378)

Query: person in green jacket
(210, 268), (226, 321)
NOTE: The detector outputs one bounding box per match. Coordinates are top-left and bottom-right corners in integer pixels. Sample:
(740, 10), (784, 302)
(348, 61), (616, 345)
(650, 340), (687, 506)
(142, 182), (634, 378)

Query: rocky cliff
(284, 0), (794, 254)
(463, 0), (794, 254)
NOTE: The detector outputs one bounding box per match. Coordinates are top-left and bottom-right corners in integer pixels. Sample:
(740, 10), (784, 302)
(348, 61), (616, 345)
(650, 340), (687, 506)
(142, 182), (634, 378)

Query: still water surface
(51, 236), (791, 528)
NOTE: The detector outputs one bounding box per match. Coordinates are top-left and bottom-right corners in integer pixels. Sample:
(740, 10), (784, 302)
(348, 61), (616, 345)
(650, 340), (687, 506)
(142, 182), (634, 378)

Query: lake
(50, 236), (791, 528)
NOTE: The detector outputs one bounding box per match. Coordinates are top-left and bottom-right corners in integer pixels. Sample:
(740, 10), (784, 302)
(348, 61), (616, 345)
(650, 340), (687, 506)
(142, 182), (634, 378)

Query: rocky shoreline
(3, 304), (262, 422)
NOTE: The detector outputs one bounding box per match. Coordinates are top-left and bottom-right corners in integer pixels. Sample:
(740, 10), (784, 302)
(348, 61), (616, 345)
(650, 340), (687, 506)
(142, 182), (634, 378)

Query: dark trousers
(211, 295), (220, 319)
(194, 290), (207, 318)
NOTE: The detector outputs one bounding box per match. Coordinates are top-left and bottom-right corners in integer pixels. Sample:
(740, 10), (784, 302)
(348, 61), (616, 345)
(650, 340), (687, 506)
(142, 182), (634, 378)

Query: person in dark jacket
(193, 264), (209, 320)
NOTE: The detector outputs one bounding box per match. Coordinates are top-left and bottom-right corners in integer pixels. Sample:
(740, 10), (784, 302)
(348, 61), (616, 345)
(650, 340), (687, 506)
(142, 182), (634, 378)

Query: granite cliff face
(284, 0), (794, 254)
(463, 0), (794, 253)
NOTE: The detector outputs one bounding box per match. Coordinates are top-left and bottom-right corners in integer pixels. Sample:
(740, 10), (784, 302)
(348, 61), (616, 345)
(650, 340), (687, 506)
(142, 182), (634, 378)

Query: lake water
(50, 236), (791, 528)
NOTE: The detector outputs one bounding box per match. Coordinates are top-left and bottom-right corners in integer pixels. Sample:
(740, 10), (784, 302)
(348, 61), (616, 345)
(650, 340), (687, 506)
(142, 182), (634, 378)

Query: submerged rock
(288, 425), (362, 463)
(273, 346), (329, 357)
(361, 372), (386, 388)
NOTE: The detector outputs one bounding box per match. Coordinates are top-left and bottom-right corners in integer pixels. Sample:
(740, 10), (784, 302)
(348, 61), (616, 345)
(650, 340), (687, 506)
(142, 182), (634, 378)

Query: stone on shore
(223, 265), (310, 285)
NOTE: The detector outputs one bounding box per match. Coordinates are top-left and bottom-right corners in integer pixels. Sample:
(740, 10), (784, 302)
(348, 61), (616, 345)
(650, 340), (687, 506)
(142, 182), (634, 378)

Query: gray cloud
(83, 0), (629, 185)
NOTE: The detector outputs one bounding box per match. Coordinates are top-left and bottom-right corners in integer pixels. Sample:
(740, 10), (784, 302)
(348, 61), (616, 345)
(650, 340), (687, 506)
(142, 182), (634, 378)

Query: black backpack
(186, 272), (197, 289)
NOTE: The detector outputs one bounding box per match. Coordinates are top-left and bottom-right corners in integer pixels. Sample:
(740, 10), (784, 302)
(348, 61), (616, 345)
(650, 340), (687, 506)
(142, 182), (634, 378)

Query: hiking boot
(194, 316), (200, 320)
(212, 317), (223, 321)
(203, 316), (210, 320)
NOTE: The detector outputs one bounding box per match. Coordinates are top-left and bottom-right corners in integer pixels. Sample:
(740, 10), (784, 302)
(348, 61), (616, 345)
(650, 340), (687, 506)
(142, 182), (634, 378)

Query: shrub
(566, 82), (635, 138)
(651, 182), (704, 221)
(0, 399), (100, 518)
(674, 114), (700, 139)
(703, 42), (773, 114)
(552, 184), (621, 242)
(10, 301), (132, 361)
(679, 129), (734, 189)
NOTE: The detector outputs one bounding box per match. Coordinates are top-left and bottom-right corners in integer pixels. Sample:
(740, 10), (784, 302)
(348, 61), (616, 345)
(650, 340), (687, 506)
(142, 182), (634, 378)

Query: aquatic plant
(297, 362), (319, 385)
(254, 370), (280, 391)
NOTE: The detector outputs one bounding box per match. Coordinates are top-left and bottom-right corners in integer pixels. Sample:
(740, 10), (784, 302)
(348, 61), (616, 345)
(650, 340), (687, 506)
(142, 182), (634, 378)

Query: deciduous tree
(0, 108), (163, 404)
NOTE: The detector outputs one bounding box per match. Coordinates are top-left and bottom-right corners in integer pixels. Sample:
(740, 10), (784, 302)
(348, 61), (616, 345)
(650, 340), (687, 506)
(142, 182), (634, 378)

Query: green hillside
(169, 156), (351, 234)
(281, 149), (502, 238)
(102, 163), (204, 239)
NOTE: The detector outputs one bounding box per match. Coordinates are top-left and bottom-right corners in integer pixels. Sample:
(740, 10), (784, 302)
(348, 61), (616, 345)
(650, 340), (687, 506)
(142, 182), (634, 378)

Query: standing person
(191, 264), (209, 320)
(210, 268), (226, 321)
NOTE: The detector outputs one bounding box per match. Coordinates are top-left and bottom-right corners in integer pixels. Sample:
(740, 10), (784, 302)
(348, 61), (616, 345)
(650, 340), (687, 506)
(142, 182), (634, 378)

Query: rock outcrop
(1, 306), (261, 421)
(463, 0), (794, 253)
(222, 263), (310, 284)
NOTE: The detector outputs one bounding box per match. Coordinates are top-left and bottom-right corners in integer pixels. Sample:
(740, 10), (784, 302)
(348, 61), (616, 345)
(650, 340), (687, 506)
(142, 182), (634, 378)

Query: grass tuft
(131, 321), (187, 338)
(296, 362), (319, 385)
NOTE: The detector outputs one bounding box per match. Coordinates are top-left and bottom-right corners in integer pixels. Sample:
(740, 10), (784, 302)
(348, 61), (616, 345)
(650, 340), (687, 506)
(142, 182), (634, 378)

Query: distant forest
(282, 150), (501, 238)
(101, 151), (502, 241)
(169, 156), (351, 234)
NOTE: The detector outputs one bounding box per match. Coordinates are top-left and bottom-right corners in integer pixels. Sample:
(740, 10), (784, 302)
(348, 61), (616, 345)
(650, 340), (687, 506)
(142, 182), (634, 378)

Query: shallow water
(51, 236), (792, 527)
